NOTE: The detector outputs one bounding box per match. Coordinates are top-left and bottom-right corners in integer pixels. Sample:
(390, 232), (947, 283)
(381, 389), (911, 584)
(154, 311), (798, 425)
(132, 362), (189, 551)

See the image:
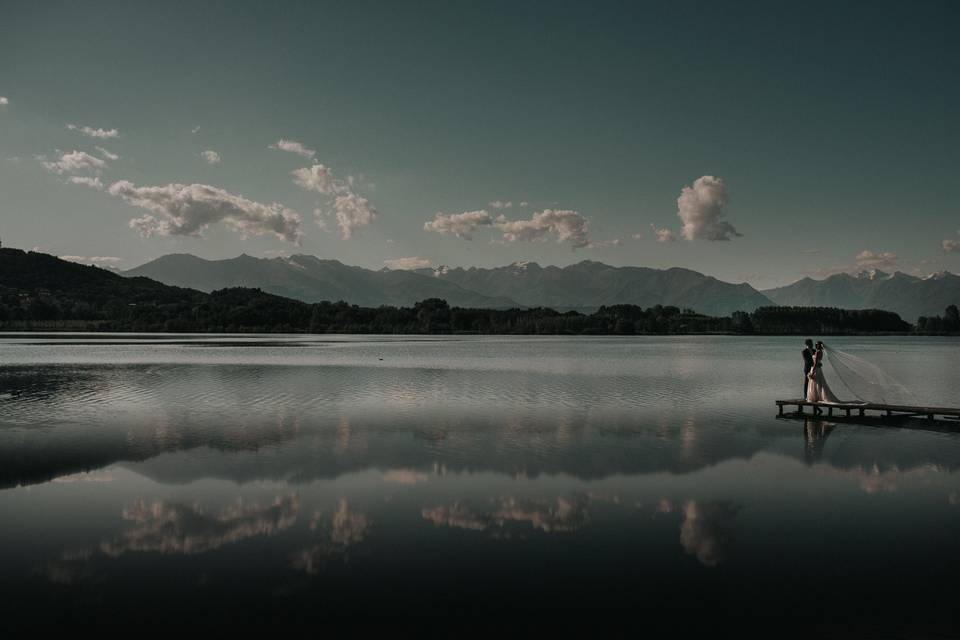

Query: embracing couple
(802, 338), (841, 412)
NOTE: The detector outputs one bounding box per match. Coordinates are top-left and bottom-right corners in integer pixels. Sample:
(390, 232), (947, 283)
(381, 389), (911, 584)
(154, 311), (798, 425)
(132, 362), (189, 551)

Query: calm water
(1, 334), (959, 632)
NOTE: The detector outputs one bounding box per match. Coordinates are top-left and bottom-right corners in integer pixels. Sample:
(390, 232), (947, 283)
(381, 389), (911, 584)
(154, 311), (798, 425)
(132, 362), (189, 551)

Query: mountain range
(762, 269), (960, 321)
(125, 254), (959, 320)
(126, 254), (776, 316)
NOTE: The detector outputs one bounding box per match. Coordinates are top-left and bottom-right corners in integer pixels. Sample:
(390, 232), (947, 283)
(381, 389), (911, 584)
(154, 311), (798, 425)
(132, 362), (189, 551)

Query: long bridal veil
(822, 343), (917, 405)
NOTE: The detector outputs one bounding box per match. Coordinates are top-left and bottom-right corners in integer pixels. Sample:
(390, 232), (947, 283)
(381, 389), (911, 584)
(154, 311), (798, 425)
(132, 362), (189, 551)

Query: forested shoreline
(1, 248), (958, 335)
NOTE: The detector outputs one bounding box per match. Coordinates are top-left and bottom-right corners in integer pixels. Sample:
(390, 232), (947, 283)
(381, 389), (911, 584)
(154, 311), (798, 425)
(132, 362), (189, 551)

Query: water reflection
(678, 501), (742, 567)
(422, 494), (591, 536)
(292, 500), (372, 573)
(1, 335), (959, 631)
(802, 418), (835, 464)
(101, 494), (300, 557)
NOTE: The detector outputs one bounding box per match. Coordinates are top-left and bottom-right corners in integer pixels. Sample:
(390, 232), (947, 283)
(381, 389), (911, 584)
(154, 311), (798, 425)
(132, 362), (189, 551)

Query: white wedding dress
(806, 349), (842, 404)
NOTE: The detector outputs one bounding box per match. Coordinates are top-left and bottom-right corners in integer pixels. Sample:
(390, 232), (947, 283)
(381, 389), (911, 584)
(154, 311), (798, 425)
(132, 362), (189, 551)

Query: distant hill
(762, 270), (960, 321)
(125, 253), (520, 308)
(0, 247), (201, 304)
(127, 254), (774, 316)
(425, 260), (775, 316)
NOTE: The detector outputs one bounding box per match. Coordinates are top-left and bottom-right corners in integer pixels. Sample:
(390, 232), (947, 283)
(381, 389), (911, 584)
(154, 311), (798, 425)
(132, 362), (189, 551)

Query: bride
(806, 341), (843, 404)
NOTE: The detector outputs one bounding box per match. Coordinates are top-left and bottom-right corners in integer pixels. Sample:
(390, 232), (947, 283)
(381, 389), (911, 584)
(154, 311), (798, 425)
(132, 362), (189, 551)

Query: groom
(802, 338), (822, 414)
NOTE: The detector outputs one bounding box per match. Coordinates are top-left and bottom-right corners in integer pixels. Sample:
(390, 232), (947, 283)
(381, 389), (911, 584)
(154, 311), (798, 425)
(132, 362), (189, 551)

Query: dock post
(828, 406), (833, 417)
(859, 408), (864, 416)
(778, 404), (783, 416)
(845, 408), (850, 417)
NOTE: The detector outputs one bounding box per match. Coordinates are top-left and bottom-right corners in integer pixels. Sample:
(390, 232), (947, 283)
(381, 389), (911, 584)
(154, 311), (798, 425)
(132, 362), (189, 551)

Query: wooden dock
(776, 399), (960, 422)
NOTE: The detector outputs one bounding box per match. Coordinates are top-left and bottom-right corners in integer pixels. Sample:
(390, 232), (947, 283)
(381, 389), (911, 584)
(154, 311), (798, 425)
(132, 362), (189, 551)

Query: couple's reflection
(803, 418), (835, 464)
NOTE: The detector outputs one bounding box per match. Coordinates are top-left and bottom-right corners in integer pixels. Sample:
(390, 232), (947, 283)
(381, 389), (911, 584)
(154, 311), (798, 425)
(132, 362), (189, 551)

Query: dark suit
(802, 347), (814, 399)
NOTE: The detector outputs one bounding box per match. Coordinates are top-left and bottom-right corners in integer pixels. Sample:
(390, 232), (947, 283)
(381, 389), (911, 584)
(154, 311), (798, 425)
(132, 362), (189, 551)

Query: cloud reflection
(291, 499), (372, 574)
(678, 500), (741, 567)
(100, 494), (299, 557)
(422, 495), (590, 536)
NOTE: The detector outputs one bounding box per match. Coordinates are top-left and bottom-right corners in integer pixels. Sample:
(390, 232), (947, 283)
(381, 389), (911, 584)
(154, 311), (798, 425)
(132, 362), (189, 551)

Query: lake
(1, 334), (959, 632)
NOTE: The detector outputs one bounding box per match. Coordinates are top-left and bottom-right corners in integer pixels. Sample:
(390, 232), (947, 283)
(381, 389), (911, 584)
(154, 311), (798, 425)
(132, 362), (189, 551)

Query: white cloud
(650, 223), (676, 243)
(200, 150), (221, 164)
(292, 164), (342, 195)
(331, 192), (378, 239)
(855, 250), (898, 271)
(68, 176), (104, 190)
(423, 210), (496, 240)
(384, 257), (432, 270)
(0, 97), (8, 106)
(94, 146), (119, 161)
(489, 200), (513, 209)
(42, 150), (106, 175)
(943, 232), (960, 253)
(108, 180), (303, 244)
(293, 163), (378, 238)
(804, 250), (903, 278)
(632, 232), (644, 240)
(270, 138), (316, 159)
(519, 201), (529, 208)
(496, 209), (590, 248)
(676, 175), (740, 241)
(586, 238), (623, 249)
(191, 126), (201, 134)
(66, 123), (119, 139)
(425, 208), (592, 248)
(59, 255), (122, 265)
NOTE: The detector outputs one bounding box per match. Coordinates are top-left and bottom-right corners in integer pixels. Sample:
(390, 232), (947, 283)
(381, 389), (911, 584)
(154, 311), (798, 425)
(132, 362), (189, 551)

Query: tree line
(3, 287), (950, 334)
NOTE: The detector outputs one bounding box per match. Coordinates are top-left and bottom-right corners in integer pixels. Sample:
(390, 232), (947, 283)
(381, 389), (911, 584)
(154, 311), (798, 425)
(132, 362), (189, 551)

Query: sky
(1, 0), (958, 288)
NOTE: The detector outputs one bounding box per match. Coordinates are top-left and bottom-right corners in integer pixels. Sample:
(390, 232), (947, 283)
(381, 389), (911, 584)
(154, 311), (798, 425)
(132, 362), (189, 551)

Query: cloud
(66, 123), (119, 139)
(423, 210), (496, 240)
(191, 126), (201, 134)
(384, 257), (432, 270)
(676, 175), (740, 241)
(489, 200), (513, 209)
(331, 192), (378, 239)
(293, 163), (378, 238)
(67, 176), (104, 190)
(200, 150), (221, 164)
(425, 208), (593, 248)
(943, 231), (960, 253)
(679, 500), (741, 567)
(270, 138), (316, 159)
(94, 146), (119, 161)
(42, 150), (107, 175)
(59, 255), (122, 265)
(0, 96), (8, 106)
(650, 223), (676, 243)
(855, 250), (898, 271)
(496, 209), (591, 248)
(586, 238), (623, 249)
(632, 232), (644, 240)
(108, 180), (304, 244)
(292, 164), (341, 195)
(803, 250), (903, 279)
